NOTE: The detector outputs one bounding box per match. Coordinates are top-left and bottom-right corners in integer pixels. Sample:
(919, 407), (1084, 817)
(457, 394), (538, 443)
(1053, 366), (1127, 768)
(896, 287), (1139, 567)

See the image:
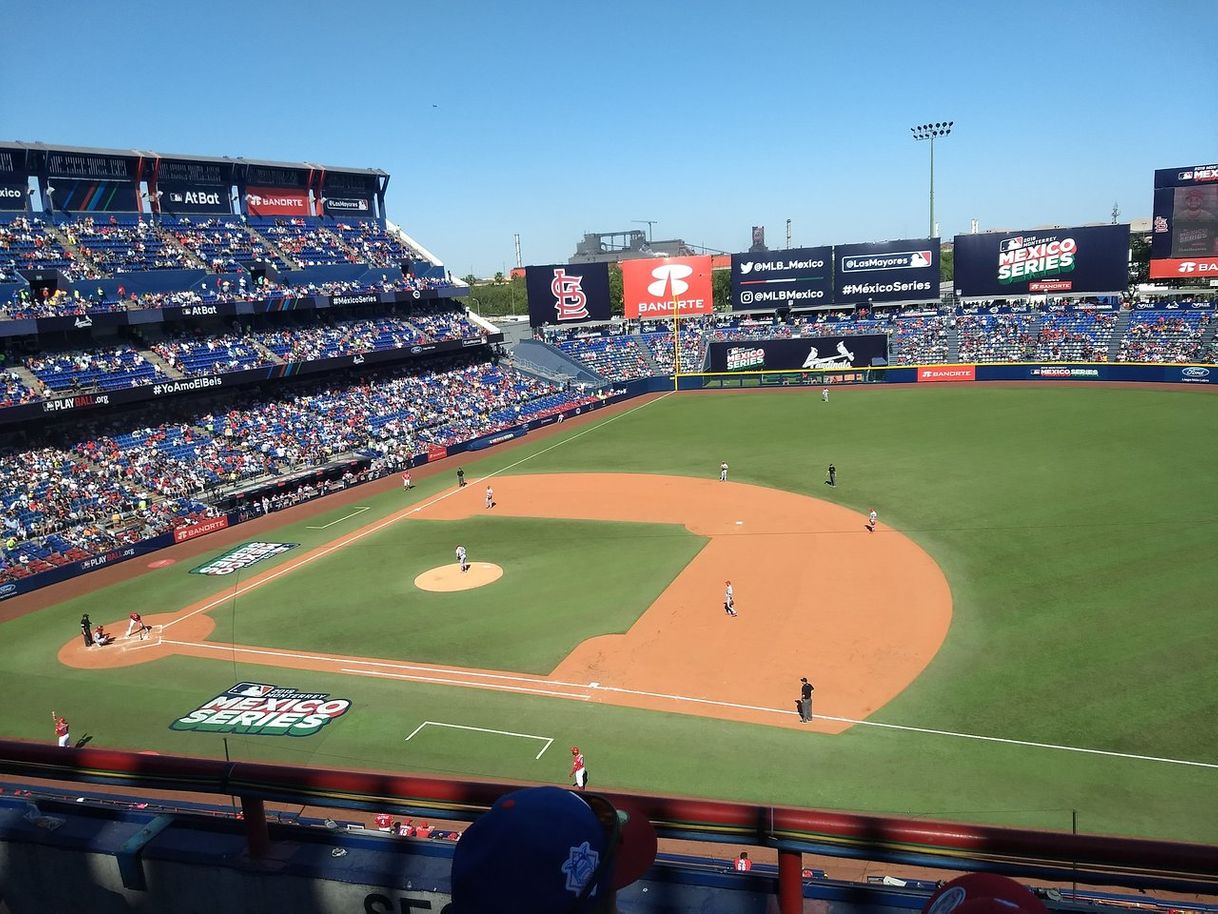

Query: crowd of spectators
(331, 220), (421, 267)
(1034, 312), (1116, 362)
(168, 217), (285, 272)
(152, 332), (273, 376)
(0, 216), (80, 280)
(255, 316), (428, 362)
(65, 217), (192, 273)
(956, 313), (1038, 362)
(25, 346), (165, 392)
(891, 316), (951, 365)
(556, 334), (652, 380)
(1118, 311), (1212, 362)
(257, 219), (350, 267)
(1, 368), (37, 408)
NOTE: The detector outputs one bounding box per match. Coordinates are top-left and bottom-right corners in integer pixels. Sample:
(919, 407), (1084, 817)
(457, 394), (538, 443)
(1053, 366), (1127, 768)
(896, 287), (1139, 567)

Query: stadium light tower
(911, 121), (953, 238)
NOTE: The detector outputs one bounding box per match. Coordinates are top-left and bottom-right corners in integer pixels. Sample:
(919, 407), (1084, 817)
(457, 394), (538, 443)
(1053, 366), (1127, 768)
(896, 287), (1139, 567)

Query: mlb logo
(228, 682), (274, 698)
(1180, 171), (1193, 180)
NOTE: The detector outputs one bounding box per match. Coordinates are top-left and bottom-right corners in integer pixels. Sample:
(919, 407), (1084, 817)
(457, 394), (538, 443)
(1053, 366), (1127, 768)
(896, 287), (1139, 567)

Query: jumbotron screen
(1150, 163), (1218, 278)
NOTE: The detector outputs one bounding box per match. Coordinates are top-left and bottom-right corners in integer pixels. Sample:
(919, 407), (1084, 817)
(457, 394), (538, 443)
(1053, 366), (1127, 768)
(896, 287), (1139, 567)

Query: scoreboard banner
(953, 224), (1130, 296)
(159, 182), (231, 214)
(730, 246), (832, 310)
(707, 334), (888, 372)
(525, 262), (612, 327)
(0, 181), (27, 211)
(621, 255), (713, 318)
(1150, 163), (1218, 279)
(833, 239), (939, 304)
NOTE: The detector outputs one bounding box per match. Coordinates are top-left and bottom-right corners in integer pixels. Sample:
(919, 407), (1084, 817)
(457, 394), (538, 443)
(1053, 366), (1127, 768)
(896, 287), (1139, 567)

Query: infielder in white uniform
(719, 461), (728, 482)
(724, 580), (737, 617)
(485, 485), (494, 509)
(456, 544), (468, 572)
(867, 509), (877, 533)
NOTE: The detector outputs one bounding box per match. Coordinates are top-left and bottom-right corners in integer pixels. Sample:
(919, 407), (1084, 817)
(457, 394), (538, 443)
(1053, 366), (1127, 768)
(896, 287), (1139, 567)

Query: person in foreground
(449, 785), (657, 914)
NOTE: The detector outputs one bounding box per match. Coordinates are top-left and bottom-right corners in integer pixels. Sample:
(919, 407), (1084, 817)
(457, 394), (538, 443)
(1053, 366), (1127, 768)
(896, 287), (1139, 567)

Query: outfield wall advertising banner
(731, 246), (833, 310)
(245, 186), (310, 217)
(159, 182), (231, 214)
(953, 224), (1130, 297)
(525, 262), (612, 327)
(833, 239), (939, 304)
(0, 181), (27, 211)
(707, 334), (888, 373)
(621, 255), (713, 318)
(1150, 163), (1218, 278)
(918, 365), (976, 382)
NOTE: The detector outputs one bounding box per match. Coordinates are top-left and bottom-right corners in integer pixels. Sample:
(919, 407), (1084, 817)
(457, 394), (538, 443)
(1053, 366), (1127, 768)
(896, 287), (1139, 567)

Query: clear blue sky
(3, 0), (1215, 276)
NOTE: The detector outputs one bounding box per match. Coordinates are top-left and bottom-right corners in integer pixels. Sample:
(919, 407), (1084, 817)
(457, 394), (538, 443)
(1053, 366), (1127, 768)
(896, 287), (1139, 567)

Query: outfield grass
(3, 386), (1216, 843)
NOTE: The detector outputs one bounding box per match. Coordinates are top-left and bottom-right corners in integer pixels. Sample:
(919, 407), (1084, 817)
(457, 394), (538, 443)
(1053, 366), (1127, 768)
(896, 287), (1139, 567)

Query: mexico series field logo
(171, 682), (352, 737)
(189, 542), (298, 575)
(998, 234), (1076, 286)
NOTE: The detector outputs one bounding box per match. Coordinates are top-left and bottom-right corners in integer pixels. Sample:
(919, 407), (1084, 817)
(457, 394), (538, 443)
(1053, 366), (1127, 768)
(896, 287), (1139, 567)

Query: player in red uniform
(125, 611), (151, 640)
(52, 711), (70, 748)
(570, 746), (588, 790)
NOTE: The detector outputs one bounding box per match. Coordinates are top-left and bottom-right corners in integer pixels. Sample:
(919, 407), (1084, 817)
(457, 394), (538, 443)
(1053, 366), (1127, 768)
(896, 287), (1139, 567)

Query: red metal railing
(0, 739), (1214, 908)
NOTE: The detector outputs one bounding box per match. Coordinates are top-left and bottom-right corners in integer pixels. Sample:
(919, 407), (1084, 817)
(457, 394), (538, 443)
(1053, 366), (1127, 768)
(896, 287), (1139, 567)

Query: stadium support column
(911, 122), (953, 239)
(672, 285), (680, 391)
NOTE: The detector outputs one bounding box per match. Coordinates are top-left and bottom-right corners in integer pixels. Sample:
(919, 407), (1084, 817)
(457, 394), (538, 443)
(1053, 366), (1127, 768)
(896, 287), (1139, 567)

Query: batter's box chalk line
(403, 721), (554, 759)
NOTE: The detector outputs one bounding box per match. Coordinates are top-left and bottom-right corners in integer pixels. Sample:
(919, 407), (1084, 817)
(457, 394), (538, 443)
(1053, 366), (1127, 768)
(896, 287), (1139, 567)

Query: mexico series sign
(953, 224), (1130, 296)
(171, 682), (352, 737)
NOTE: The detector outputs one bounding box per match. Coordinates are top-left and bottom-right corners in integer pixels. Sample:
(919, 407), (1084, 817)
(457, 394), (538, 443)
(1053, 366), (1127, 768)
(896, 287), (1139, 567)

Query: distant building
(570, 230), (695, 264)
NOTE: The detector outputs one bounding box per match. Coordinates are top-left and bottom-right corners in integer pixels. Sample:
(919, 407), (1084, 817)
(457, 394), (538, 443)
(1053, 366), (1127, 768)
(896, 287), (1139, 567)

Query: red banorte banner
(173, 515), (230, 544)
(245, 186), (310, 217)
(621, 256), (714, 319)
(1149, 257), (1218, 279)
(427, 444), (448, 463)
(918, 365), (976, 383)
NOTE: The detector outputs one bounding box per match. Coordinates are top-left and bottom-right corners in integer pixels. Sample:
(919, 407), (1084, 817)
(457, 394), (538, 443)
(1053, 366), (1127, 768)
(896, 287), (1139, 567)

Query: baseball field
(3, 385), (1216, 844)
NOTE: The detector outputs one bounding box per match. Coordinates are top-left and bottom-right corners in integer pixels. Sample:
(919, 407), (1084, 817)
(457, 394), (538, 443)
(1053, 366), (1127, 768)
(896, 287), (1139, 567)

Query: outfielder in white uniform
(456, 545), (468, 572)
(724, 580), (737, 617)
(822, 387), (829, 403)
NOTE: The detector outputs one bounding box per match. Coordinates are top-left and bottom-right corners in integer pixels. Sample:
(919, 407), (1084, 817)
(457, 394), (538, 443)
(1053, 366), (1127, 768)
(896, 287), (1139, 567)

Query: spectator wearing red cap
(922, 873), (1048, 914)
(570, 746), (588, 791)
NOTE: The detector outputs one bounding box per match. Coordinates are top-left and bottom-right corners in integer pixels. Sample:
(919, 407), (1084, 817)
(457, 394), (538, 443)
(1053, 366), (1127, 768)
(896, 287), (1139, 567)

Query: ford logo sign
(0, 583), (17, 597)
(1182, 367), (1210, 378)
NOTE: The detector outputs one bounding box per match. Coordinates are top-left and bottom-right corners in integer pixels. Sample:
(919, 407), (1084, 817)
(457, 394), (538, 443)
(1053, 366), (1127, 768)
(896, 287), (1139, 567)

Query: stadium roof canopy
(0, 140), (387, 177)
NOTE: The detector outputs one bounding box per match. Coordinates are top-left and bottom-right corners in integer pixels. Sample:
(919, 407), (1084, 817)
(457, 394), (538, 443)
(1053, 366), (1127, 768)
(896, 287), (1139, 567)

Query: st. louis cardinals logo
(551, 268), (589, 320)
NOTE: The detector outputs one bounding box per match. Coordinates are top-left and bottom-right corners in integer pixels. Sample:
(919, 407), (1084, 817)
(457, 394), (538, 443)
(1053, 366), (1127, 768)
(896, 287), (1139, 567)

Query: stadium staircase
(249, 339), (284, 364)
(9, 364), (47, 396)
(155, 225), (208, 270)
(141, 349), (185, 379)
(319, 225), (361, 262)
(44, 221), (102, 276)
(1106, 310), (1132, 362)
(946, 318), (961, 362)
(637, 335), (663, 375)
(245, 223), (299, 269)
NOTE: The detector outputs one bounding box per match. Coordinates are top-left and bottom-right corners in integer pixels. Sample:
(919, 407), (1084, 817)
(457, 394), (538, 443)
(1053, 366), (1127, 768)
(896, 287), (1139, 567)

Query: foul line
(306, 506), (371, 529)
(158, 637), (1216, 771)
(162, 392), (671, 634)
(404, 720), (554, 759)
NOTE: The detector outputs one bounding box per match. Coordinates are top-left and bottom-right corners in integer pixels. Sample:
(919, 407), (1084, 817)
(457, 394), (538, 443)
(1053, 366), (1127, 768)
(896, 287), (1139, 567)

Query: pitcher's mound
(415, 563), (503, 592)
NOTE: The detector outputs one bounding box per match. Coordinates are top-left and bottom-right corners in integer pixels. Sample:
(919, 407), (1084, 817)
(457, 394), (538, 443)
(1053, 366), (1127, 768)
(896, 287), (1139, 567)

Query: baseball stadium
(1, 33), (1217, 914)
